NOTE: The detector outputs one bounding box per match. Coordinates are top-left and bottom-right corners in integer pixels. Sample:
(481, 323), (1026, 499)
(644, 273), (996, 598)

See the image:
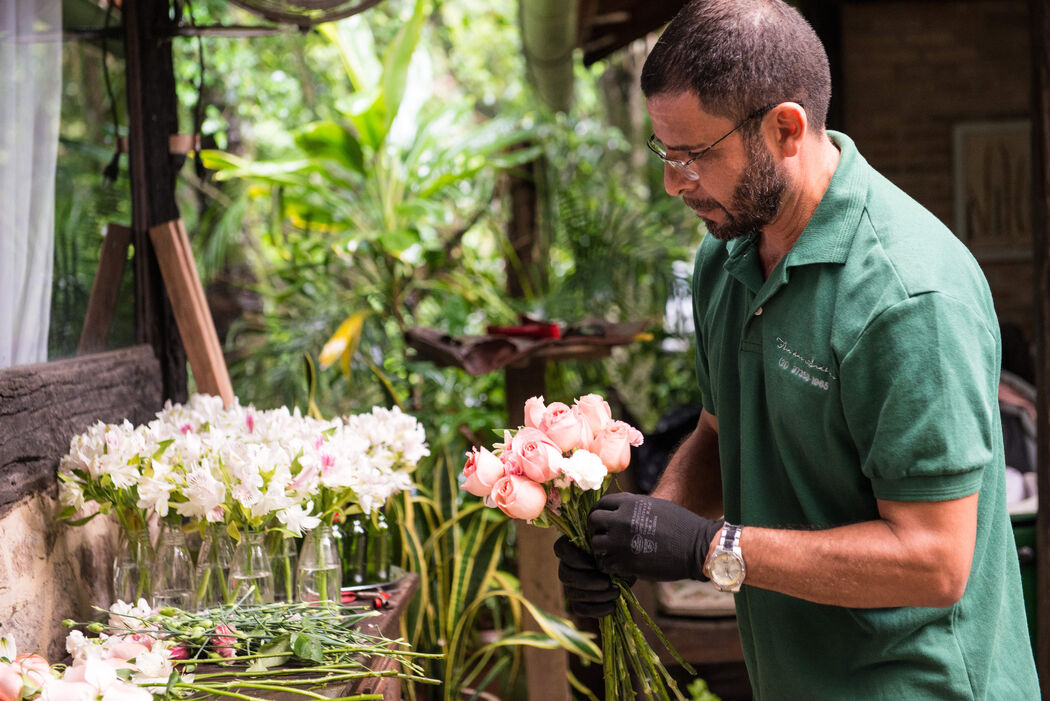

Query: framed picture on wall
(952, 119), (1031, 261)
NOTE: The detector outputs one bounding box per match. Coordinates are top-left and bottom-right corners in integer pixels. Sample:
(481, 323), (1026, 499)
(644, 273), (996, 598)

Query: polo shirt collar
(721, 131), (868, 293)
(784, 130), (867, 268)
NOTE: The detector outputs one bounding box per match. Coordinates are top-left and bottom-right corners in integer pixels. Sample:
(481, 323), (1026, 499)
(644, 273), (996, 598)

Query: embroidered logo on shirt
(775, 337), (838, 391)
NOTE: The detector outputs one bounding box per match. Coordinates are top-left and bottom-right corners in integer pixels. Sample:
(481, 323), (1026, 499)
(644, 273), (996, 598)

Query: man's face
(646, 92), (787, 241)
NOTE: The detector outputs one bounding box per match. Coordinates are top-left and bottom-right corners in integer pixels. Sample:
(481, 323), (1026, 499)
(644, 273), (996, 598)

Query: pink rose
(574, 394), (612, 435)
(0, 663), (23, 701)
(539, 402), (592, 453)
(523, 396), (546, 429)
(491, 475), (547, 520)
(591, 421), (642, 473)
(40, 679), (97, 701)
(511, 428), (563, 483)
(461, 447), (506, 497)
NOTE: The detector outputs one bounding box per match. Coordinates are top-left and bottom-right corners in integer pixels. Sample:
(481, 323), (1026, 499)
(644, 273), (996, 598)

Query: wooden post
(122, 0), (188, 403)
(504, 359), (570, 701)
(504, 155), (570, 700)
(149, 220), (235, 406)
(1031, 0), (1050, 692)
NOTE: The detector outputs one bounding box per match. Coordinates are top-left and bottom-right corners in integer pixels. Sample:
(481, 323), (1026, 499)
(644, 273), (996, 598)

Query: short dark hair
(640, 0), (831, 131)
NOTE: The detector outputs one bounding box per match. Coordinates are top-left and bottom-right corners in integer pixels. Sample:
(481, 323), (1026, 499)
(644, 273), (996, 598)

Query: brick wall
(840, 0), (1034, 341)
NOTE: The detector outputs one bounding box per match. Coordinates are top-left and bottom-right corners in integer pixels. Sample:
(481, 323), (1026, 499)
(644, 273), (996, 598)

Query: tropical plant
(202, 0), (540, 415)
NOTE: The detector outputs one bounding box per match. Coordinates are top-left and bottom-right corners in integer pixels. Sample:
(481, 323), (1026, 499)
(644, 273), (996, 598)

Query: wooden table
(202, 573), (420, 701)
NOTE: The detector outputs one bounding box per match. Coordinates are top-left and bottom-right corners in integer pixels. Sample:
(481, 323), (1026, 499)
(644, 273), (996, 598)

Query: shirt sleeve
(839, 291), (997, 501)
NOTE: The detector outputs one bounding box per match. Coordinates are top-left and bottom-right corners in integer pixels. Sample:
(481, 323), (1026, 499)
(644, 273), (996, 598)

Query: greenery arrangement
(0, 598), (441, 700)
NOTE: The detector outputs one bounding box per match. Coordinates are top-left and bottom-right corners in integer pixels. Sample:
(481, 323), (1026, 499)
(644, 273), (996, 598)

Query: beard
(685, 132), (787, 242)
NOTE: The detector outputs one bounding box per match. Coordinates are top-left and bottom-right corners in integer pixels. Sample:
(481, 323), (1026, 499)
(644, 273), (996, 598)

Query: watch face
(710, 552), (743, 586)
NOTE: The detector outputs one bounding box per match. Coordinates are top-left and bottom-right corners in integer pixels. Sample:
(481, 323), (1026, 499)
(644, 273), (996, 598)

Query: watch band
(709, 522), (746, 592)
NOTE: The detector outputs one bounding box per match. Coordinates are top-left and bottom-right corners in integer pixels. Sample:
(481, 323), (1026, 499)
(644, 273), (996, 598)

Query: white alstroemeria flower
(0, 634), (16, 662)
(136, 461), (175, 518)
(251, 480), (293, 519)
(108, 599), (152, 631)
(59, 479), (86, 512)
(101, 681), (155, 701)
(559, 449), (608, 491)
(276, 502), (321, 536)
(176, 462), (226, 519)
(130, 648), (174, 692)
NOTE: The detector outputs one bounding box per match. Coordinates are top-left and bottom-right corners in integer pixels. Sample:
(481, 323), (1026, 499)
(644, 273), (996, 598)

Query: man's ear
(769, 102), (807, 157)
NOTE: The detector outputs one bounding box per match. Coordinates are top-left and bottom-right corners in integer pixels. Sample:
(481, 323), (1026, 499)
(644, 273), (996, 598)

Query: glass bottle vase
(339, 515), (367, 586)
(151, 525), (196, 611)
(113, 527), (153, 604)
(267, 531), (299, 603)
(366, 510), (391, 583)
(196, 524), (234, 608)
(297, 525), (342, 604)
(229, 530), (275, 604)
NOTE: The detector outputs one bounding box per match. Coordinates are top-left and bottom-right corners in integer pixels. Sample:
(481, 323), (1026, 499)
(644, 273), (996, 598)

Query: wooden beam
(122, 0), (187, 403)
(0, 345), (162, 517)
(149, 220), (235, 406)
(78, 223), (132, 355)
(1031, 0), (1050, 691)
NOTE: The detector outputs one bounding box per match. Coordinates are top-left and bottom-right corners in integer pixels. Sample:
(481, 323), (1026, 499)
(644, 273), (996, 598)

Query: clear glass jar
(340, 515), (367, 586)
(229, 530), (275, 604)
(268, 531), (299, 603)
(195, 524), (234, 608)
(151, 525), (195, 610)
(113, 527), (153, 604)
(297, 525), (342, 605)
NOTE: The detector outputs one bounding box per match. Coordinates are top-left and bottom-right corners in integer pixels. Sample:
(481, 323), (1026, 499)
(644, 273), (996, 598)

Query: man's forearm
(722, 493), (979, 608)
(651, 410), (723, 519)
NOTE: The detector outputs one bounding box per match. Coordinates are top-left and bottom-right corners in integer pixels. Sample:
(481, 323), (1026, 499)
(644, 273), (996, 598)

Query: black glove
(554, 535), (633, 618)
(588, 492), (723, 582)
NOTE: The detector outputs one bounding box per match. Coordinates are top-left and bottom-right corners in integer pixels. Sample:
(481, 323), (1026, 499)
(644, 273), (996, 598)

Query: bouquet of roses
(460, 394), (692, 701)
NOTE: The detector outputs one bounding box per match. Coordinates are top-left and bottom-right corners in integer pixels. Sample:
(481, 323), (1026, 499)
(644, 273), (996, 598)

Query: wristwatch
(706, 523), (746, 592)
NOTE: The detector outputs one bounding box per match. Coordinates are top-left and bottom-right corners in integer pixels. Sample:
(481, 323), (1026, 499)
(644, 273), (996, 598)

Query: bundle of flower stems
(65, 599), (442, 700)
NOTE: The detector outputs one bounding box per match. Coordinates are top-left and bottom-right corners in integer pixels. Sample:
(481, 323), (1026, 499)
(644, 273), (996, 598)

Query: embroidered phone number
(778, 357), (830, 390)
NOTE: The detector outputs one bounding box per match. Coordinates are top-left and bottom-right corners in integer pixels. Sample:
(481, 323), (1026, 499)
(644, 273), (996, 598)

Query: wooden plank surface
(0, 345), (162, 515)
(78, 223), (132, 355)
(148, 220), (235, 406)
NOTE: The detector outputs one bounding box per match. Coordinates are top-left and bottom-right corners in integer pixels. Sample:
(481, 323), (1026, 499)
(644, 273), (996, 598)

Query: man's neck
(757, 134), (841, 277)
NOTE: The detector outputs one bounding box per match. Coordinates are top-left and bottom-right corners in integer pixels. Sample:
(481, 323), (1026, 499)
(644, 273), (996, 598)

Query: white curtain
(0, 0), (61, 368)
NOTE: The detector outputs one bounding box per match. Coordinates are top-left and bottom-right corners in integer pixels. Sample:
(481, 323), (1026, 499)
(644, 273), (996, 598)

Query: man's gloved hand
(553, 535), (633, 618)
(588, 492), (723, 582)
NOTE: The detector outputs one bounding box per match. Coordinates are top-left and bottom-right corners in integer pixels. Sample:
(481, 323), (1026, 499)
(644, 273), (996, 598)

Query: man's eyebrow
(662, 140), (708, 153)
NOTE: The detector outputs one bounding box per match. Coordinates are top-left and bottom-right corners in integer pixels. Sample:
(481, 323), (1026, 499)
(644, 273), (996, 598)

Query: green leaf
(378, 0), (429, 138)
(64, 512), (101, 527)
(255, 633), (293, 669)
(291, 632), (325, 664)
(377, 228), (420, 255)
(294, 121), (364, 174)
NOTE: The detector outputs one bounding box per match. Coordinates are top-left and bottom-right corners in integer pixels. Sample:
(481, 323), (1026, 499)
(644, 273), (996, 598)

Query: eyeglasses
(646, 102), (782, 181)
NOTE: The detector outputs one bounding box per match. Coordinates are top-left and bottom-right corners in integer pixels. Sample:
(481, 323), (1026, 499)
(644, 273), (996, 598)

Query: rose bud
(574, 394), (612, 435)
(461, 447), (506, 497)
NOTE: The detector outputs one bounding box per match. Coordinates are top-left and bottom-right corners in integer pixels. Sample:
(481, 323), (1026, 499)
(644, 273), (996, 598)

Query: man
(554, 0), (1041, 698)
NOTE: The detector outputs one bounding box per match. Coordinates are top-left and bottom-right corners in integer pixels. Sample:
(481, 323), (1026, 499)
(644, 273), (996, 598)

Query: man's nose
(664, 165), (700, 198)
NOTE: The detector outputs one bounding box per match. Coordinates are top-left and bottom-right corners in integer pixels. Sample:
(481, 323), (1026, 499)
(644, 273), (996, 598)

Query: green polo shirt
(691, 131), (1038, 699)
